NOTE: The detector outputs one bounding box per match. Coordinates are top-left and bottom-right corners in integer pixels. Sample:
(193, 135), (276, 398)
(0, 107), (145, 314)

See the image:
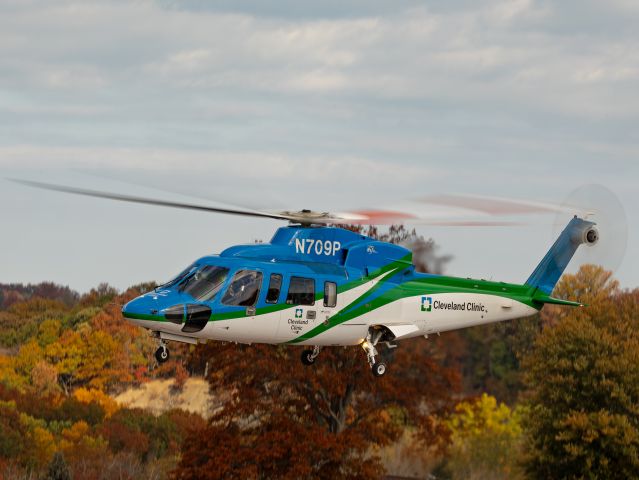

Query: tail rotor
(551, 184), (627, 275)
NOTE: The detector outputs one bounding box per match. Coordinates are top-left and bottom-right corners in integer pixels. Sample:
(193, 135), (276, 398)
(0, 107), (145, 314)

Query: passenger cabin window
(222, 270), (263, 307)
(286, 277), (315, 306)
(324, 281), (337, 308)
(180, 265), (229, 302)
(265, 274), (282, 304)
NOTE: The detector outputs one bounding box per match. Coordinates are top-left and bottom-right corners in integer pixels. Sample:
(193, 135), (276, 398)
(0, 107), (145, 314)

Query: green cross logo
(421, 296), (432, 312)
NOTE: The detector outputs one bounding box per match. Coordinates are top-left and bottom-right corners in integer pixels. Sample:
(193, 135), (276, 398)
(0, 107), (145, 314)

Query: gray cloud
(1, 0), (637, 290)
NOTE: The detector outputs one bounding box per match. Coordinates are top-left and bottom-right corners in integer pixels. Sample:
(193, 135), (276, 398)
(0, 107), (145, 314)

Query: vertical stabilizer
(525, 216), (598, 294)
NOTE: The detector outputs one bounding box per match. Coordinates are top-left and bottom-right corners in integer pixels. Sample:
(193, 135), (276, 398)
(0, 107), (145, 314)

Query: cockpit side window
(222, 270), (263, 307)
(286, 277), (315, 306)
(265, 274), (282, 304)
(180, 265), (229, 302)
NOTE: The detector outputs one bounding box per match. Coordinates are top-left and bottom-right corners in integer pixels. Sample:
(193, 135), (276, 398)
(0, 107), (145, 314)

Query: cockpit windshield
(179, 265), (230, 302)
(156, 263), (198, 290)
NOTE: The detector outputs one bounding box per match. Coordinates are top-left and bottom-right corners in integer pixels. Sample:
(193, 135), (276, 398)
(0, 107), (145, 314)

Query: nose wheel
(155, 344), (170, 364)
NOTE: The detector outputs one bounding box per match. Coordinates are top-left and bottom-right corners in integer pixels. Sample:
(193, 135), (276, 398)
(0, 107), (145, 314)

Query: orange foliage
(176, 338), (459, 479)
(31, 360), (60, 397)
(172, 363), (189, 392)
(59, 421), (109, 465)
(73, 388), (119, 418)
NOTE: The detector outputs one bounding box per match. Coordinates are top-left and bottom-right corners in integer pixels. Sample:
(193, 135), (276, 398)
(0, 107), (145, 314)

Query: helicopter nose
(122, 295), (159, 321)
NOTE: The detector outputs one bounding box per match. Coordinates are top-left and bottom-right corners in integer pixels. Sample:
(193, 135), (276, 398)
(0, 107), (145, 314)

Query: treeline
(0, 282), (200, 479)
(1, 231), (639, 478)
(0, 282), (80, 310)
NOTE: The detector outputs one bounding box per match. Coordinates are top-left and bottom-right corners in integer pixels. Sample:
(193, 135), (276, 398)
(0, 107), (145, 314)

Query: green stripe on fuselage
(287, 274), (541, 344)
(123, 312), (164, 321)
(404, 276), (538, 309)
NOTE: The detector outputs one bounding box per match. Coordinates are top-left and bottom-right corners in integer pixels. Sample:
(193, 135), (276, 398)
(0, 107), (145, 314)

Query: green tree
(452, 315), (541, 402)
(0, 298), (67, 348)
(0, 401), (27, 460)
(521, 266), (639, 479)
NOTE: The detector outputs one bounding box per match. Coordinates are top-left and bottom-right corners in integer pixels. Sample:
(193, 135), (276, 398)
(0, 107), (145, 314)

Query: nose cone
(122, 293), (161, 321)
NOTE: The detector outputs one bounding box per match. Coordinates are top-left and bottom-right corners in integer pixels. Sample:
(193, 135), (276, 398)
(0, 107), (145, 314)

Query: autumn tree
(439, 393), (525, 480)
(0, 298), (68, 348)
(521, 265), (639, 478)
(177, 340), (458, 479)
(0, 282), (79, 310)
(175, 225), (458, 479)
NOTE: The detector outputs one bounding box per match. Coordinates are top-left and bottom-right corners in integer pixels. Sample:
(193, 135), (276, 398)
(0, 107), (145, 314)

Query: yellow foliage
(14, 340), (44, 377)
(447, 393), (523, 441)
(37, 319), (62, 347)
(61, 420), (90, 444)
(73, 387), (119, 417)
(29, 426), (56, 468)
(0, 355), (27, 391)
(444, 394), (525, 479)
(59, 420), (109, 464)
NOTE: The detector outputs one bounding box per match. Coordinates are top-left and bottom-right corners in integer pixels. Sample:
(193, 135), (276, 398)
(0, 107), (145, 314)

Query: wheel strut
(301, 345), (322, 366)
(362, 329), (387, 377)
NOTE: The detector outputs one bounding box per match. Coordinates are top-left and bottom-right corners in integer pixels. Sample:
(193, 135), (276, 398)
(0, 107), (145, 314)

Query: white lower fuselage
(130, 291), (537, 347)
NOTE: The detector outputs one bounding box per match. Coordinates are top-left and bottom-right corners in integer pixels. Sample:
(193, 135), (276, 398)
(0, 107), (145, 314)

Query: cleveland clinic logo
(421, 296), (432, 312)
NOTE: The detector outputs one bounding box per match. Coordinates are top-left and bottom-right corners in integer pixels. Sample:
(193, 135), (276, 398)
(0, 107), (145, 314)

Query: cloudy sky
(1, 0), (637, 292)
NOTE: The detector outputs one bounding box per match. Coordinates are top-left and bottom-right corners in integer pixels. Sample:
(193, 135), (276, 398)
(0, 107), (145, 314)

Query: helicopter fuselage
(122, 225), (545, 348)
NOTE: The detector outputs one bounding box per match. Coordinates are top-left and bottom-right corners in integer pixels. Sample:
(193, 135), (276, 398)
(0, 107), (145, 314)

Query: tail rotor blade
(551, 184), (627, 275)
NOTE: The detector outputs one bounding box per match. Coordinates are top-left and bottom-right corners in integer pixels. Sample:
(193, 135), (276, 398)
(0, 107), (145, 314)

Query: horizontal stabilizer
(531, 289), (585, 308)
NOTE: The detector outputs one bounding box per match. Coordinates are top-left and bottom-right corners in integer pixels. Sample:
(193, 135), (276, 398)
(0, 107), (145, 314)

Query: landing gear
(151, 331), (170, 364)
(362, 329), (387, 377)
(155, 343), (170, 364)
(301, 346), (321, 366)
(372, 362), (387, 377)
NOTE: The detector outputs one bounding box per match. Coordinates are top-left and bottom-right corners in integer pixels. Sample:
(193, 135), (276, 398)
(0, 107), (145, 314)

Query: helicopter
(13, 180), (619, 377)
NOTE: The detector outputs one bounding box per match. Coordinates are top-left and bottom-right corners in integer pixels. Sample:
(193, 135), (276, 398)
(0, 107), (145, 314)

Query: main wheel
(301, 349), (315, 366)
(155, 346), (170, 364)
(372, 362), (387, 377)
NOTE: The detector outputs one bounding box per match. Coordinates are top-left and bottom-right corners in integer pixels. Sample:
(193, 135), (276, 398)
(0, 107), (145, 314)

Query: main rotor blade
(8, 179), (539, 227)
(417, 194), (569, 215)
(325, 210), (520, 226)
(10, 179), (291, 222)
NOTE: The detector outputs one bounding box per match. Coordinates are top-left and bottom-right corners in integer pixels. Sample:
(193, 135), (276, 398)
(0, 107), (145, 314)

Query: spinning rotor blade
(10, 179), (522, 226)
(10, 179), (292, 222)
(551, 184), (627, 274)
(326, 210), (520, 226)
(417, 193), (570, 215)
(13, 178), (599, 228)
